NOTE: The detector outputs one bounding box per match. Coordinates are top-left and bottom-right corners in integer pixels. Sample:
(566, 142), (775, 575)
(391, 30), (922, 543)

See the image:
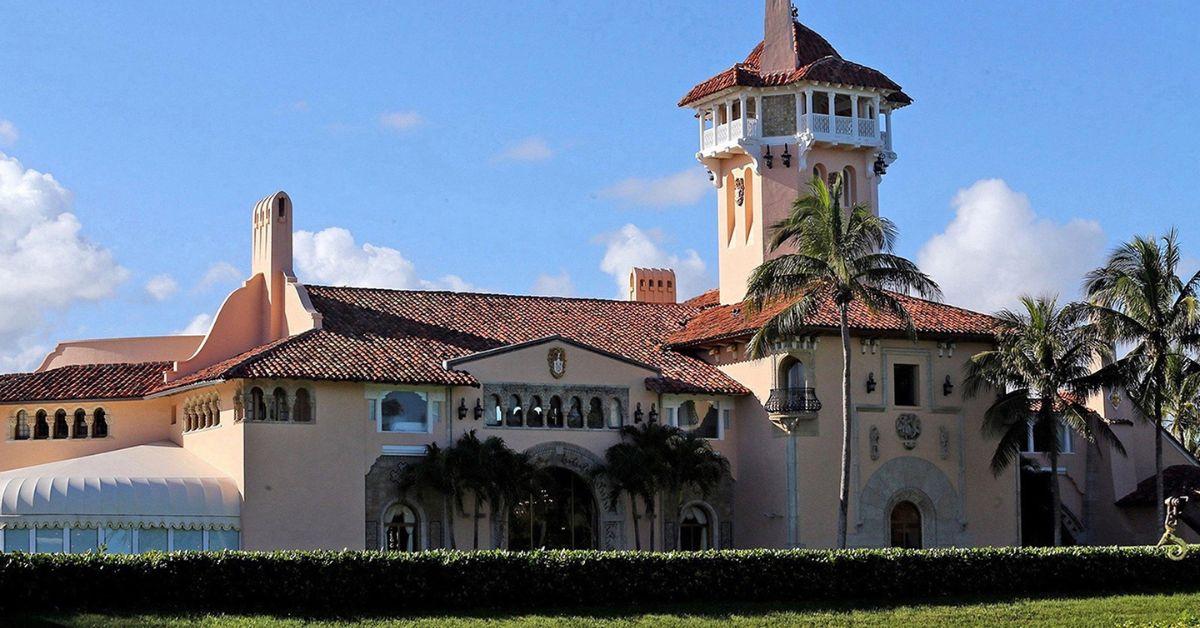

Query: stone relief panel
(850, 455), (968, 548)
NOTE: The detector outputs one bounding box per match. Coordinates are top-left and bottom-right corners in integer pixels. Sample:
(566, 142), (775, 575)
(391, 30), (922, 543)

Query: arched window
(488, 395), (504, 427)
(14, 410), (30, 440)
(53, 409), (69, 439)
(723, 172), (736, 246)
(608, 398), (623, 429)
(812, 163), (826, 184)
(841, 166), (857, 206)
(679, 504), (713, 551)
(743, 167), (755, 243)
(548, 396), (564, 428)
(271, 387), (290, 422)
(567, 397), (584, 429)
(676, 400), (720, 439)
(92, 408), (108, 438)
(248, 387), (265, 422)
(382, 503), (420, 552)
(586, 397), (604, 429)
(507, 395), (524, 427)
(890, 501), (923, 549)
(34, 410), (49, 440)
(293, 388), (313, 422)
(72, 409), (88, 439)
(527, 396), (544, 428)
(780, 357), (807, 389)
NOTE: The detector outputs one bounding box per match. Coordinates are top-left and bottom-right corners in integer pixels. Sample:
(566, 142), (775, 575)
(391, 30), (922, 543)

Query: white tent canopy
(0, 442), (240, 530)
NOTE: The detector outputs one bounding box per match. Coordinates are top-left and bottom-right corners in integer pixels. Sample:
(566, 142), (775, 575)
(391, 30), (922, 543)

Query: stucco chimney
(629, 268), (677, 304)
(761, 0), (799, 74)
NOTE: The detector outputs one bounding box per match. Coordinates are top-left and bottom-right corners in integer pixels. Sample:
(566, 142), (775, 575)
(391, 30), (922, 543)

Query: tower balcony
(700, 113), (887, 156)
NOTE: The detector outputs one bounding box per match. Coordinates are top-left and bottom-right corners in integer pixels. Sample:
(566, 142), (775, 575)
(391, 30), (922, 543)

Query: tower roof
(679, 19), (911, 108)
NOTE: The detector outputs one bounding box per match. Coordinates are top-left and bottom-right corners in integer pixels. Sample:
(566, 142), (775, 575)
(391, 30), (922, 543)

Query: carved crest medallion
(547, 347), (567, 379)
(895, 413), (921, 450)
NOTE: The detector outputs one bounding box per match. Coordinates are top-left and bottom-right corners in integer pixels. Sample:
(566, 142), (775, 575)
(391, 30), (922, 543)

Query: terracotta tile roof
(679, 20), (911, 107)
(0, 362), (170, 404)
(1116, 464), (1200, 508)
(160, 287), (749, 397)
(682, 288), (720, 310)
(667, 289), (998, 348)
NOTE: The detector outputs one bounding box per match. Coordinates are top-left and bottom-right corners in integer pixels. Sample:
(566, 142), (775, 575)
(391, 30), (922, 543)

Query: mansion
(1, 1), (1197, 554)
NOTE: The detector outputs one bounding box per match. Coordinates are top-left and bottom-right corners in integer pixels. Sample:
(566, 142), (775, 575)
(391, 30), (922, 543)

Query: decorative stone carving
(663, 520), (678, 551)
(939, 426), (950, 460)
(719, 520), (733, 549)
(547, 347), (567, 379)
(851, 456), (968, 548)
(869, 425), (880, 460)
(734, 178), (745, 206)
(895, 413), (921, 450)
(603, 521), (623, 550)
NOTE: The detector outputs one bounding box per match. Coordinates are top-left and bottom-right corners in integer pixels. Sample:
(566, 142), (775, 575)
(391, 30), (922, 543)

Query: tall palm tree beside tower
(964, 296), (1125, 546)
(1084, 231), (1200, 525)
(745, 174), (941, 548)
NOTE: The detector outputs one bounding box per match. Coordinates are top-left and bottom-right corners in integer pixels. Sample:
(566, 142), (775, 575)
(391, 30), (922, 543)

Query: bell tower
(252, 190), (294, 340)
(679, 1), (911, 305)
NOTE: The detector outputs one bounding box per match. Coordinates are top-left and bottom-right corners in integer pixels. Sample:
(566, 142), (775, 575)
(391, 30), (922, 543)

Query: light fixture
(943, 375), (954, 397)
(634, 402), (644, 423)
(457, 398), (468, 420)
(472, 399), (483, 421)
(707, 169), (715, 182)
(649, 403), (659, 423)
(873, 153), (888, 176)
(782, 144), (791, 168)
(866, 372), (877, 394)
(764, 145), (774, 169)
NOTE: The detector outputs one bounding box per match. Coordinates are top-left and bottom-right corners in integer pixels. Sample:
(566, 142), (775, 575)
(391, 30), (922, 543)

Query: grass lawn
(11, 593), (1200, 627)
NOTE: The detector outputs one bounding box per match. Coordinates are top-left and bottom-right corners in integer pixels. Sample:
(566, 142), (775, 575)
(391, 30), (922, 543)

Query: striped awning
(0, 442), (240, 530)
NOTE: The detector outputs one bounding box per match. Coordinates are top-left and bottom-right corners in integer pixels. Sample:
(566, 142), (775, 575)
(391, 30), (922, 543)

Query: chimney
(761, 0), (799, 74)
(629, 268), (677, 304)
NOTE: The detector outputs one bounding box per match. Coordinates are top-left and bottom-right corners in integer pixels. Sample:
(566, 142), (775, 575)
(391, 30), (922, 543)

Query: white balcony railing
(700, 113), (881, 151)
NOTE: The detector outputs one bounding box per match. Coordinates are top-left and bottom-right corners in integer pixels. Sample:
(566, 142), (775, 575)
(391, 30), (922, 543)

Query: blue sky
(0, 1), (1197, 370)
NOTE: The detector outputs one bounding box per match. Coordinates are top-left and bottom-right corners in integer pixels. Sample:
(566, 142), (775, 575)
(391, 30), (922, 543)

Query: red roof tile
(667, 289), (998, 348)
(0, 362), (170, 404)
(160, 287), (749, 397)
(679, 20), (911, 107)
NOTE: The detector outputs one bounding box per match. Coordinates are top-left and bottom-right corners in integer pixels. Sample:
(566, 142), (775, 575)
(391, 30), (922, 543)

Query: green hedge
(0, 547), (1198, 615)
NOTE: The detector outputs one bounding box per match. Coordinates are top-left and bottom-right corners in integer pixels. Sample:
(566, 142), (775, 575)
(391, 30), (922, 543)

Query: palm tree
(1160, 351), (1200, 456)
(1084, 231), (1200, 524)
(744, 174), (941, 548)
(394, 442), (458, 550)
(591, 441), (654, 550)
(964, 296), (1125, 546)
(487, 442), (543, 549)
(445, 430), (504, 550)
(617, 421), (676, 549)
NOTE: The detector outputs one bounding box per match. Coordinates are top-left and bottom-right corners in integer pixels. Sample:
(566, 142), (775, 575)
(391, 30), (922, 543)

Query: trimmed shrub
(0, 546), (1197, 615)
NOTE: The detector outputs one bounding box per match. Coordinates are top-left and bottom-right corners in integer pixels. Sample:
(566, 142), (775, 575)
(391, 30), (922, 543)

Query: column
(850, 95), (859, 141)
(739, 94), (747, 138)
(804, 90), (813, 134)
(698, 110), (705, 148)
(795, 91), (804, 135)
(884, 109), (893, 151)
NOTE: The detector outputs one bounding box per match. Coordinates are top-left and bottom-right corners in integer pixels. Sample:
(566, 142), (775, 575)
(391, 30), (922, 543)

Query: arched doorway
(890, 501), (922, 549)
(678, 503), (715, 551)
(508, 467), (597, 550)
(382, 503), (420, 551)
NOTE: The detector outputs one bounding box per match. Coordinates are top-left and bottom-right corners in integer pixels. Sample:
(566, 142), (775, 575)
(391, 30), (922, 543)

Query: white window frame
(365, 385), (443, 434)
(0, 527), (241, 554)
(1022, 420), (1074, 454)
(663, 395), (728, 440)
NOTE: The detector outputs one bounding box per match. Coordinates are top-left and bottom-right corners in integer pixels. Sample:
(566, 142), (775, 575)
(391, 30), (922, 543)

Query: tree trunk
(1049, 448), (1062, 547)
(647, 496), (657, 551)
(1082, 420), (1099, 545)
(629, 493), (642, 551)
(444, 495), (457, 550)
(1156, 410), (1165, 531)
(472, 495), (481, 550)
(836, 304), (853, 549)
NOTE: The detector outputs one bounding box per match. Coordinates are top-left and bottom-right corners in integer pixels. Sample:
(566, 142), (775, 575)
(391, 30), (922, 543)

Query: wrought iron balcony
(764, 387), (822, 415)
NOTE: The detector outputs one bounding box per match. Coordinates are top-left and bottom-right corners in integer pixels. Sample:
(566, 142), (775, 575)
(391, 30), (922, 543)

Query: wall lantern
(648, 403), (659, 423)
(633, 402), (644, 423)
(781, 144), (792, 168)
(873, 153), (888, 176)
(707, 169), (715, 182)
(763, 145), (774, 169)
(866, 372), (877, 394)
(943, 375), (954, 397)
(472, 399), (484, 421)
(457, 398), (469, 420)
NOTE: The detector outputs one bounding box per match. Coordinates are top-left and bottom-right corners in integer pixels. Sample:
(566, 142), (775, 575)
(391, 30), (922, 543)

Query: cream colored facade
(1, 2), (1196, 555)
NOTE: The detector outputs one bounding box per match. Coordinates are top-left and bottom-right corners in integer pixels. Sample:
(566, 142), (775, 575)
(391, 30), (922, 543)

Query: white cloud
(595, 224), (709, 300)
(494, 136), (554, 162)
(532, 271), (574, 297)
(144, 274), (178, 301)
(598, 168), (711, 208)
(196, 261), (243, 292)
(177, 313), (213, 336)
(294, 227), (470, 291)
(917, 179), (1106, 313)
(0, 152), (128, 370)
(0, 120), (17, 146)
(378, 111), (424, 132)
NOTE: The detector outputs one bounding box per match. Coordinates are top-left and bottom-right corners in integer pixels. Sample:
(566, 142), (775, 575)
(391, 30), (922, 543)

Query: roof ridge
(306, 284), (698, 309)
